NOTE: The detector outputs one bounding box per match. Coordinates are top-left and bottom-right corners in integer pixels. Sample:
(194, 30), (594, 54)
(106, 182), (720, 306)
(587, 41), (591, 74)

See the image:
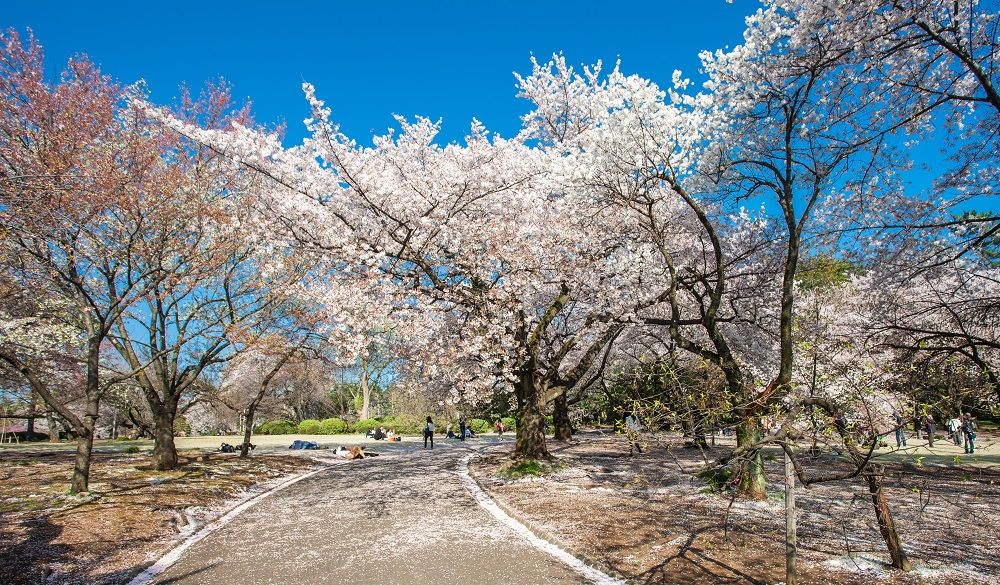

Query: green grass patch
(498, 459), (566, 479)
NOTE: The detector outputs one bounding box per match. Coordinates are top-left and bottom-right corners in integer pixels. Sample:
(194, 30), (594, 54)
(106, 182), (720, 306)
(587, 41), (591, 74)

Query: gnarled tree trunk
(552, 392), (573, 441)
(513, 370), (550, 459)
(46, 410), (60, 442)
(865, 465), (911, 571)
(152, 407), (178, 470)
(736, 418), (767, 499)
(70, 391), (101, 493)
(240, 404), (257, 458)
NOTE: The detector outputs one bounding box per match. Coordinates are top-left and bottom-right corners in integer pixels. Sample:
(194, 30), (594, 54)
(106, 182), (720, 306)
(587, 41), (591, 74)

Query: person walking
(495, 419), (504, 439)
(893, 410), (907, 447)
(624, 411), (643, 455)
(962, 412), (977, 454)
(423, 416), (435, 449)
(459, 416), (467, 442)
(948, 414), (963, 447)
(924, 414), (936, 448)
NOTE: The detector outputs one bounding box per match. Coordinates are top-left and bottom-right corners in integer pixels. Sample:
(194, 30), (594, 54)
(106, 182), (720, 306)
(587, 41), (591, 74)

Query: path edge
(126, 462), (335, 585)
(459, 452), (629, 585)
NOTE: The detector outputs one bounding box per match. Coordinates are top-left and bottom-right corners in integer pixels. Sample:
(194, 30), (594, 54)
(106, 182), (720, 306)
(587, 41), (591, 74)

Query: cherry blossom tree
(0, 30), (170, 492)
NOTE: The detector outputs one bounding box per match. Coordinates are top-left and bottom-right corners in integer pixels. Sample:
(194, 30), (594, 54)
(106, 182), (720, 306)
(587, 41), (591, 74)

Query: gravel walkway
(152, 442), (587, 584)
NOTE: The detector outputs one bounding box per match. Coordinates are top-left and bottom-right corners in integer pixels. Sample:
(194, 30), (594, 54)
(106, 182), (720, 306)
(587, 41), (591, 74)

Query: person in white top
(624, 412), (643, 455)
(423, 416), (435, 449)
(948, 415), (963, 447)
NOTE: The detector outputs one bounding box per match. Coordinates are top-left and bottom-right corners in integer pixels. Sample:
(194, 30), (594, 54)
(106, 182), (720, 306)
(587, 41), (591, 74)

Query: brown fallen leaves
(0, 446), (315, 585)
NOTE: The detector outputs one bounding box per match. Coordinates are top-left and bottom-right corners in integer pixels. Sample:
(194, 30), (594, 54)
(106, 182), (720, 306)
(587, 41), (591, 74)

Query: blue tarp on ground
(289, 440), (319, 450)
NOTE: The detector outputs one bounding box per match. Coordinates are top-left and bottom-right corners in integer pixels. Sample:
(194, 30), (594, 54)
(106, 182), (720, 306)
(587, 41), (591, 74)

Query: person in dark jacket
(459, 416), (467, 442)
(423, 416), (435, 449)
(892, 410), (907, 447)
(962, 413), (977, 454)
(924, 414), (936, 448)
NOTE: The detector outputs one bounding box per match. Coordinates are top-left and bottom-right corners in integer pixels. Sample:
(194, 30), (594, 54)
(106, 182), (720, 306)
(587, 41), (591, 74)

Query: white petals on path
(458, 453), (625, 585)
(128, 464), (335, 585)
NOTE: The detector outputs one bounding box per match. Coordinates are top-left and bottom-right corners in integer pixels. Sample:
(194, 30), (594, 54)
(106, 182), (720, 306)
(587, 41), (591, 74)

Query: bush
(470, 418), (491, 434)
(698, 467), (734, 494)
(173, 415), (190, 435)
(380, 415), (424, 434)
(256, 419), (297, 435)
(318, 418), (349, 434)
(353, 418), (381, 434)
(501, 417), (516, 431)
(297, 419), (322, 434)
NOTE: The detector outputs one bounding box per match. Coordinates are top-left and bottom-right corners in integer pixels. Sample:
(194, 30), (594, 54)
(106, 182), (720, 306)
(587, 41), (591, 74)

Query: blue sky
(5, 1), (753, 145)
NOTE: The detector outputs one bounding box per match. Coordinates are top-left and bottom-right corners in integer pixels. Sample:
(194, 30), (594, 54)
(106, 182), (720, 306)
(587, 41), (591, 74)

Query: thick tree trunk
(552, 392), (573, 441)
(70, 342), (105, 493)
(240, 405), (256, 458)
(152, 409), (179, 470)
(736, 419), (767, 499)
(513, 370), (550, 459)
(70, 428), (94, 493)
(46, 411), (60, 442)
(70, 395), (100, 493)
(864, 467), (911, 571)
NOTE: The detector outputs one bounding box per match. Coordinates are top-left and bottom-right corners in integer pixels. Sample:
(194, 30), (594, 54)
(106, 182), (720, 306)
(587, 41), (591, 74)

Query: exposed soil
(0, 446), (317, 585)
(470, 432), (1000, 585)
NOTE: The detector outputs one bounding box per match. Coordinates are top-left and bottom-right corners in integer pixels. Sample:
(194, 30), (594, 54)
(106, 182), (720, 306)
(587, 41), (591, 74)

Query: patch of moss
(498, 459), (566, 479)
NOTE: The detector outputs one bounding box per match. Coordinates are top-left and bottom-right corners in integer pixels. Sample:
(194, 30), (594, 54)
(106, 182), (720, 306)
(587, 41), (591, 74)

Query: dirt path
(150, 443), (588, 584)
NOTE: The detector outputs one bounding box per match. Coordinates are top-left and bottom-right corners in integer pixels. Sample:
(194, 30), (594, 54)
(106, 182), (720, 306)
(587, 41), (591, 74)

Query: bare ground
(0, 446), (318, 585)
(469, 432), (1000, 585)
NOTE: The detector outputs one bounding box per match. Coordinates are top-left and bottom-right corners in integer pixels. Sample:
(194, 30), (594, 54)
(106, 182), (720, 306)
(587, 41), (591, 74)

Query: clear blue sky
(5, 1), (754, 145)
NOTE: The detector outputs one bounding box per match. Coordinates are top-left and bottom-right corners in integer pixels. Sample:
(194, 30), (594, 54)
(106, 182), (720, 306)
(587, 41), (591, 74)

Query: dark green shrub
(173, 415), (190, 435)
(353, 418), (381, 434)
(698, 467), (734, 494)
(470, 418), (491, 434)
(318, 418), (349, 434)
(297, 419), (322, 434)
(256, 419), (297, 435)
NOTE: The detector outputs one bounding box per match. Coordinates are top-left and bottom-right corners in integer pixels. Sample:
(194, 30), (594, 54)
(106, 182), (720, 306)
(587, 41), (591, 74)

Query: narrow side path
(152, 446), (587, 584)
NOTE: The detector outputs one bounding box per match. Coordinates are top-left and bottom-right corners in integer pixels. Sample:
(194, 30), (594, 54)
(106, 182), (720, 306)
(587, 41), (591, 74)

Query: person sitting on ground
(464, 426), (477, 438)
(386, 428), (396, 439)
(335, 445), (368, 460)
(366, 428), (375, 439)
(446, 425), (457, 439)
(373, 427), (386, 440)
